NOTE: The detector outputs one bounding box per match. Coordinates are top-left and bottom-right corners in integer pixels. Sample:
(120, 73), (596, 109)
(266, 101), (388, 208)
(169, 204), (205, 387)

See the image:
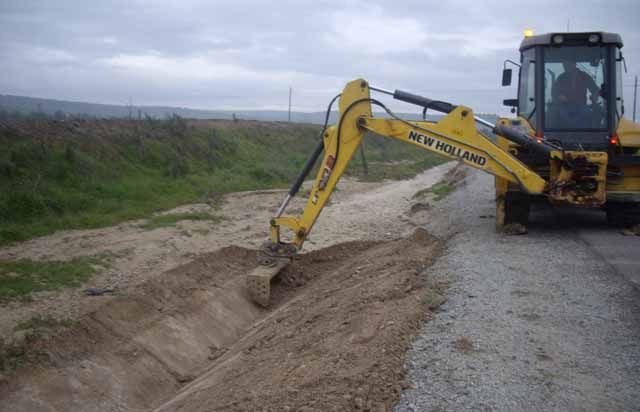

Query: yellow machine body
(250, 79), (638, 307)
(248, 30), (640, 306)
(269, 79), (614, 251)
(607, 117), (640, 202)
(495, 114), (640, 225)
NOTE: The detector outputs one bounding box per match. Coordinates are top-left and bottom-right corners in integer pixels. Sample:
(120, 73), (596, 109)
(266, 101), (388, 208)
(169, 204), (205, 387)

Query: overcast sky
(1, 0), (639, 115)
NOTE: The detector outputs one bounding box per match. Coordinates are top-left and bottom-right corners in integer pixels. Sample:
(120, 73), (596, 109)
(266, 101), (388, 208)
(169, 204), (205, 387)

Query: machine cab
(503, 32), (625, 151)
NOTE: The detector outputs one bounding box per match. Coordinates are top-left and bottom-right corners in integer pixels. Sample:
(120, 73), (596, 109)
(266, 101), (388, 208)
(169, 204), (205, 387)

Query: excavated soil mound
(1, 246), (262, 412)
(157, 230), (442, 412)
(1, 230), (442, 412)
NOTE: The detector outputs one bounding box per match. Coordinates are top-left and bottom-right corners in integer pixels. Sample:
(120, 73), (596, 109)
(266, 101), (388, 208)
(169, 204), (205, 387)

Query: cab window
(543, 46), (607, 130)
(518, 48), (536, 128)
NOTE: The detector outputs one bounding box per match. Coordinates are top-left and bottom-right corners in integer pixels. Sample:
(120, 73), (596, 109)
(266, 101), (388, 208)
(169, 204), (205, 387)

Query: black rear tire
(504, 192), (531, 225)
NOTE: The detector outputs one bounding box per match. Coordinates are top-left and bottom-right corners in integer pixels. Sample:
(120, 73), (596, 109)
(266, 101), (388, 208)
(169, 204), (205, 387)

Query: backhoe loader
(247, 31), (640, 307)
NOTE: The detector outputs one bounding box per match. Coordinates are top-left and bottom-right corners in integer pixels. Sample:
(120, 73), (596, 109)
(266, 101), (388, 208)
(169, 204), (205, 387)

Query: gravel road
(395, 168), (640, 412)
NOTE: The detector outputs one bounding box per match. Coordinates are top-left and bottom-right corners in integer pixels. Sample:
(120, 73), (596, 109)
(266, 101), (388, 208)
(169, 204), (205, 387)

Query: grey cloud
(1, 0), (639, 114)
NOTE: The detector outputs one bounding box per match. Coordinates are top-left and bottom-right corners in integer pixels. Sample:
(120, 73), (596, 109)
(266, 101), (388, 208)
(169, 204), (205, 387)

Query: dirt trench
(0, 163), (462, 411)
(1, 228), (443, 412)
(0, 162), (455, 341)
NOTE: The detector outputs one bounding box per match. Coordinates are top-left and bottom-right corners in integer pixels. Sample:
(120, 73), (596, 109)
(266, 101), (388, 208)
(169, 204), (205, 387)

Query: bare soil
(0, 163), (457, 411)
(156, 230), (442, 412)
(0, 162), (455, 341)
(1, 230), (443, 412)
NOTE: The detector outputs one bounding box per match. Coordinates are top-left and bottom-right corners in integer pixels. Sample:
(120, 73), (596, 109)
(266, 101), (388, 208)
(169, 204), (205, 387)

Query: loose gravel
(395, 168), (640, 412)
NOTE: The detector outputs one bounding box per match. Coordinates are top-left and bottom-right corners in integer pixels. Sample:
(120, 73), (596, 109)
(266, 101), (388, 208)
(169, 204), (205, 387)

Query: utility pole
(633, 75), (638, 122)
(288, 87), (292, 123)
(128, 97), (133, 120)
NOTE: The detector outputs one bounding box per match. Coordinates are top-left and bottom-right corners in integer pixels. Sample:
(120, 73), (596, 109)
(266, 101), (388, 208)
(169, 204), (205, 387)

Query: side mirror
(501, 68), (513, 86)
(503, 98), (518, 114)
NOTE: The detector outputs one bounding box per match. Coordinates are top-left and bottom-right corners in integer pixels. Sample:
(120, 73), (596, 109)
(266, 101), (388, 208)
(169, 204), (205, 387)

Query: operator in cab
(549, 56), (603, 128)
(552, 57), (601, 105)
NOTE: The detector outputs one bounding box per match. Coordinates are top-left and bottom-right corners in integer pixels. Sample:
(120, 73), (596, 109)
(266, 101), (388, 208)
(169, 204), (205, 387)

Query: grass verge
(0, 256), (102, 301)
(0, 119), (449, 245)
(429, 182), (455, 201)
(348, 157), (446, 183)
(413, 182), (454, 201)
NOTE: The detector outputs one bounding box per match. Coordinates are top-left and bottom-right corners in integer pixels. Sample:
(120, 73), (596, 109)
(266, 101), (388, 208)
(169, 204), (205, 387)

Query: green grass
(413, 182), (454, 202)
(0, 256), (101, 300)
(348, 157), (446, 182)
(412, 187), (431, 199)
(0, 119), (448, 245)
(346, 132), (447, 182)
(413, 181), (455, 201)
(140, 211), (222, 230)
(429, 182), (455, 201)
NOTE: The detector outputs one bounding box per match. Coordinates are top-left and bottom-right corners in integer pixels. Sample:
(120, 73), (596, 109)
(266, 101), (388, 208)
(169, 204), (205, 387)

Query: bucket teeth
(246, 258), (290, 307)
(246, 272), (272, 307)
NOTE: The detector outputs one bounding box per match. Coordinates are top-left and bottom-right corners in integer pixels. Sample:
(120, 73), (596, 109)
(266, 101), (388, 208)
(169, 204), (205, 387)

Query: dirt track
(0, 163), (456, 411)
(0, 162), (455, 340)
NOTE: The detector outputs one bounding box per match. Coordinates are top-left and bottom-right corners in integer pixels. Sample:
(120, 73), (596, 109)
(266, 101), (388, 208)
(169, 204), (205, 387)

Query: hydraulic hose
(287, 139), (324, 198)
(493, 124), (556, 157)
(392, 90), (457, 114)
(275, 93), (341, 217)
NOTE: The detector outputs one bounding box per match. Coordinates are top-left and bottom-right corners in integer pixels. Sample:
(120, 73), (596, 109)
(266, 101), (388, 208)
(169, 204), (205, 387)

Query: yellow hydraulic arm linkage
(246, 78), (591, 306)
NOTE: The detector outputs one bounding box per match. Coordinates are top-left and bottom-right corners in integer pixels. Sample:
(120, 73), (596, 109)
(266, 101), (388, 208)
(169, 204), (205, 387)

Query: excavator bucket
(246, 257), (290, 307)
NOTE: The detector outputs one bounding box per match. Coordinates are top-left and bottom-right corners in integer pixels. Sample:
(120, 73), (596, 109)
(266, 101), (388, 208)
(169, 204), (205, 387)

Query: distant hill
(0, 93), (499, 128)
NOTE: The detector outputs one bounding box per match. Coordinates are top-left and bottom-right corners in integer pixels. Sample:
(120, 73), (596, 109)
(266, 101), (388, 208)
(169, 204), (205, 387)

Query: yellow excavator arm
(247, 78), (607, 306)
(269, 79), (549, 251)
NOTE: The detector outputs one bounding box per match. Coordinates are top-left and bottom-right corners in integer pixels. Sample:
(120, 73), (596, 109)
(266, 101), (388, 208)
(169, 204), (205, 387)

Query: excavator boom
(247, 78), (608, 306)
